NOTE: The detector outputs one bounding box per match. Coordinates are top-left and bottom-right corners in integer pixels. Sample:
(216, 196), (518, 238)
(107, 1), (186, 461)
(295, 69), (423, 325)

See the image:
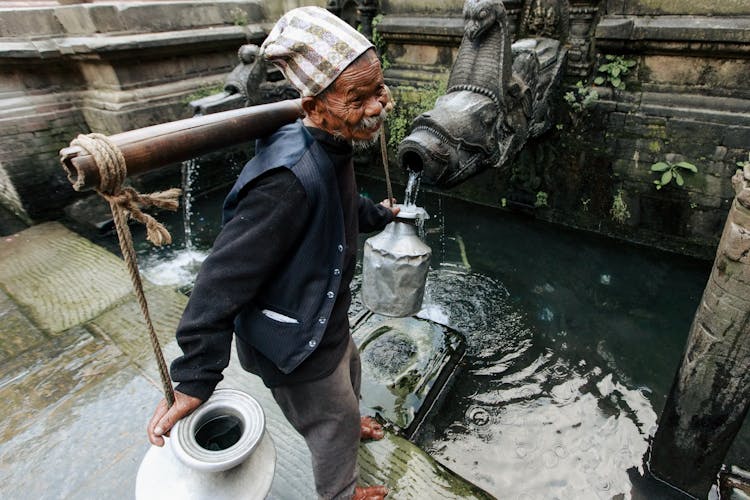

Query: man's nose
(365, 95), (385, 116)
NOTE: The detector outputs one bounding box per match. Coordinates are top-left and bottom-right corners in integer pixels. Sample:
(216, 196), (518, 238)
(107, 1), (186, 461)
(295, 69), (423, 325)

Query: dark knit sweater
(170, 127), (392, 398)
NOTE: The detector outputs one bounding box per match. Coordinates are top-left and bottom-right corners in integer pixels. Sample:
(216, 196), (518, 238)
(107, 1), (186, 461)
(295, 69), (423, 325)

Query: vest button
(337, 244), (344, 252)
(333, 268), (341, 276)
(308, 339), (317, 348)
(327, 291), (335, 299)
(318, 317), (326, 325)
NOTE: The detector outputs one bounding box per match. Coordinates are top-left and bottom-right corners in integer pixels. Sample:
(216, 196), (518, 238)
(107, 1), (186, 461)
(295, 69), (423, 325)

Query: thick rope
(69, 133), (179, 407)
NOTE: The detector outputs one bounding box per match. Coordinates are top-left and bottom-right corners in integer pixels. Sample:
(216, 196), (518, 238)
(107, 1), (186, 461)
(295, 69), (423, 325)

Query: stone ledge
(376, 16), (465, 46)
(0, 25), (264, 60)
(0, 1), (265, 38)
(597, 16), (750, 43)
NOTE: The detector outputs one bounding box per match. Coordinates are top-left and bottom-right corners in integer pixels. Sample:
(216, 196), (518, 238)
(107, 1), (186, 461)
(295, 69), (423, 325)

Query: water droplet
(554, 445), (568, 458)
(467, 406), (490, 426)
(542, 450), (558, 468)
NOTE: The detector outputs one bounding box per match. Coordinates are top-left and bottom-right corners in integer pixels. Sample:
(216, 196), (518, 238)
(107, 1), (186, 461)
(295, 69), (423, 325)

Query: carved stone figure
(519, 0), (570, 43)
(448, 0), (512, 107)
(223, 44), (267, 106)
(191, 44), (298, 115)
(397, 0), (568, 187)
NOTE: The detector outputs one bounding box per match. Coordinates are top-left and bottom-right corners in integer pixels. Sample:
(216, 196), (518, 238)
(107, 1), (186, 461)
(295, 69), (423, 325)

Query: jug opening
(194, 412), (244, 451)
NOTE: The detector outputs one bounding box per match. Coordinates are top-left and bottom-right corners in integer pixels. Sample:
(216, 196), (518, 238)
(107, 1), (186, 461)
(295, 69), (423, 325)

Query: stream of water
(130, 173), (748, 499)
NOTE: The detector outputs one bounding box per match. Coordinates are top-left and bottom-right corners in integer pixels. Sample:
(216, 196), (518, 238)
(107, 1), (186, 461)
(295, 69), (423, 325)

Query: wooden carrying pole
(60, 98), (304, 191)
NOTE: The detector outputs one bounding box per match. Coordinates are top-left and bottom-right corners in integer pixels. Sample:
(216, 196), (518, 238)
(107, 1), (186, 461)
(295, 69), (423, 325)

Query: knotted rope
(70, 133), (179, 407)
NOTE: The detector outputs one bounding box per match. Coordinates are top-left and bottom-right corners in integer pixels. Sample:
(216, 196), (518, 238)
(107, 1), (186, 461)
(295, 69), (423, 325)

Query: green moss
(387, 79), (448, 150)
(648, 140), (662, 153)
(371, 15), (390, 70)
(182, 83), (225, 105)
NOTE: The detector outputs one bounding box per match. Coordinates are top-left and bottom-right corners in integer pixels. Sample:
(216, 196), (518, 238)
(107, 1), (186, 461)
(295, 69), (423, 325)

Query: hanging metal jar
(135, 388), (275, 499)
(362, 204), (432, 317)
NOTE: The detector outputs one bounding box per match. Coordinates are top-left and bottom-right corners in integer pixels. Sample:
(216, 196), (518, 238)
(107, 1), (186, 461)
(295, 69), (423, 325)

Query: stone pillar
(357, 0), (378, 40)
(650, 165), (750, 498)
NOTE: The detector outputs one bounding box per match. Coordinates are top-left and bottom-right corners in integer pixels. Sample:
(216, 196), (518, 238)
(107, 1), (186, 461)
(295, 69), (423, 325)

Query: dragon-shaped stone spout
(190, 44), (298, 115)
(398, 0), (568, 187)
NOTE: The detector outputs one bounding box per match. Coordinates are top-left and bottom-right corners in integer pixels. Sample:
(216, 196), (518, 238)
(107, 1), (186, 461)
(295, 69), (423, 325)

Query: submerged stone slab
(358, 433), (493, 500)
(88, 283), (188, 380)
(0, 365), (160, 500)
(0, 288), (47, 361)
(0, 222), (133, 333)
(0, 326), (127, 445)
(353, 311), (465, 437)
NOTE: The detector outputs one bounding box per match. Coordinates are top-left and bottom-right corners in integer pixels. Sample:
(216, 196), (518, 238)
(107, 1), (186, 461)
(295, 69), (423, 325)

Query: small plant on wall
(651, 159), (698, 190)
(595, 55), (637, 91)
(557, 81), (599, 133)
(737, 153), (750, 171)
(371, 15), (390, 70)
(610, 189), (631, 223)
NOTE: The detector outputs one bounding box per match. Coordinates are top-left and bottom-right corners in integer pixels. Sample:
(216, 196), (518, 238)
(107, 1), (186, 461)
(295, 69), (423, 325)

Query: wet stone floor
(0, 222), (491, 499)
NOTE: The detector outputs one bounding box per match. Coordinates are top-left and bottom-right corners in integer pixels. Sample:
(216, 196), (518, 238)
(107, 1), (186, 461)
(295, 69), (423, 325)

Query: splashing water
(404, 169), (423, 207)
(181, 158), (198, 253)
(140, 157), (208, 289)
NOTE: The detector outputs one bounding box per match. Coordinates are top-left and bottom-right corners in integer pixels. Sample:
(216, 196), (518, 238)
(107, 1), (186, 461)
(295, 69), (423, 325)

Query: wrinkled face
(314, 49), (388, 145)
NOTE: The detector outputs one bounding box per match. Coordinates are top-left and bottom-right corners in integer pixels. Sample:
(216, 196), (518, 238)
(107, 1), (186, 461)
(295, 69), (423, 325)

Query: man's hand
(147, 391), (204, 446)
(380, 198), (400, 218)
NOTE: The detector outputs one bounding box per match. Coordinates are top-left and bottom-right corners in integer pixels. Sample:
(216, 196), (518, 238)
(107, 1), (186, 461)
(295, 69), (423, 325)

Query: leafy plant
(229, 7), (248, 26)
(563, 81), (599, 113)
(610, 190), (630, 223)
(371, 14), (390, 70)
(651, 160), (698, 190)
(559, 81), (598, 135)
(736, 153), (750, 169)
(535, 191), (548, 208)
(594, 55), (636, 91)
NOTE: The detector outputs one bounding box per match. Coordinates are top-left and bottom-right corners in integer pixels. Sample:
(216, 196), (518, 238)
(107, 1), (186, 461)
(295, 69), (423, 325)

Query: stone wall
(372, 0), (750, 258)
(0, 0), (322, 222)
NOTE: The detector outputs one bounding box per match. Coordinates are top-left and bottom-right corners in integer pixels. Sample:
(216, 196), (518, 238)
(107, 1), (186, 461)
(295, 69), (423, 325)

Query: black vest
(222, 121), (346, 373)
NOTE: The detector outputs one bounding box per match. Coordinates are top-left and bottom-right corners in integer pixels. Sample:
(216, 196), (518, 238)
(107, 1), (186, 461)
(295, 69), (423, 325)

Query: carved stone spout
(398, 0), (568, 187)
(190, 44), (298, 115)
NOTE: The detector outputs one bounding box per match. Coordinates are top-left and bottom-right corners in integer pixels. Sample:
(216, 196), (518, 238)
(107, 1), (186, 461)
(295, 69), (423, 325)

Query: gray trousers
(271, 337), (362, 500)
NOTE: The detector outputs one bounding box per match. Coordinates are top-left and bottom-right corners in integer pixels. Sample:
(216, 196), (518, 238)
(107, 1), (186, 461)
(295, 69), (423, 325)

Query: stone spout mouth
(398, 128), (455, 187)
(171, 388), (266, 473)
(189, 90), (245, 115)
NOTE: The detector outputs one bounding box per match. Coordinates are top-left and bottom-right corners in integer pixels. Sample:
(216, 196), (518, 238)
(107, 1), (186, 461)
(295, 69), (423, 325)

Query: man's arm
(358, 195), (398, 233)
(147, 168), (308, 446)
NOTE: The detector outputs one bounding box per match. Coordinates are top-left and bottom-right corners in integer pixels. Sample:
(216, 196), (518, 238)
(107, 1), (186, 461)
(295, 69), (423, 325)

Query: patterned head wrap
(260, 6), (374, 97)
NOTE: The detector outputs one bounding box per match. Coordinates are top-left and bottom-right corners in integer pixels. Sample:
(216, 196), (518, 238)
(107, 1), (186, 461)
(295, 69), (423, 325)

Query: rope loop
(71, 133), (181, 247)
(68, 132), (178, 407)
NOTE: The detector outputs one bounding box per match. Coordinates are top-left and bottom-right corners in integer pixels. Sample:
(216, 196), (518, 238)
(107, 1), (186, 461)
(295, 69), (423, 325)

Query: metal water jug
(136, 389), (275, 499)
(362, 204), (431, 317)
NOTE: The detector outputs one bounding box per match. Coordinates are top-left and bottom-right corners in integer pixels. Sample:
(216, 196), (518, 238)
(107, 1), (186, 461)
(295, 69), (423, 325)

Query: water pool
(125, 172), (747, 499)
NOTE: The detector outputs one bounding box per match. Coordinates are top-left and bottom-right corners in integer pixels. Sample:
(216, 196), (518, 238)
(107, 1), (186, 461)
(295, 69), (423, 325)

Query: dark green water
(129, 173), (748, 499)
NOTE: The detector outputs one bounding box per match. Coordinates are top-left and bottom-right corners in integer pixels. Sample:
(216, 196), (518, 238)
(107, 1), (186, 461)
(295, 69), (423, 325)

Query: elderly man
(146, 6), (396, 500)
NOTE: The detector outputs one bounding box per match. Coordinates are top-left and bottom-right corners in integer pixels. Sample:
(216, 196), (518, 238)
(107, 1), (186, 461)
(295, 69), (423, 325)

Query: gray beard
(352, 133), (380, 151)
(350, 108), (388, 151)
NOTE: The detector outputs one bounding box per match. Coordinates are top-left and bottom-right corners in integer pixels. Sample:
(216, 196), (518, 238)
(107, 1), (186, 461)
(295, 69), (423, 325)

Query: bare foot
(360, 416), (384, 441)
(353, 485), (388, 499)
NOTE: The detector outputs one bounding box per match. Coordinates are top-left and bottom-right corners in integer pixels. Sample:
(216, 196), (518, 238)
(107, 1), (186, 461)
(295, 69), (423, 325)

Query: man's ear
(301, 96), (325, 128)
